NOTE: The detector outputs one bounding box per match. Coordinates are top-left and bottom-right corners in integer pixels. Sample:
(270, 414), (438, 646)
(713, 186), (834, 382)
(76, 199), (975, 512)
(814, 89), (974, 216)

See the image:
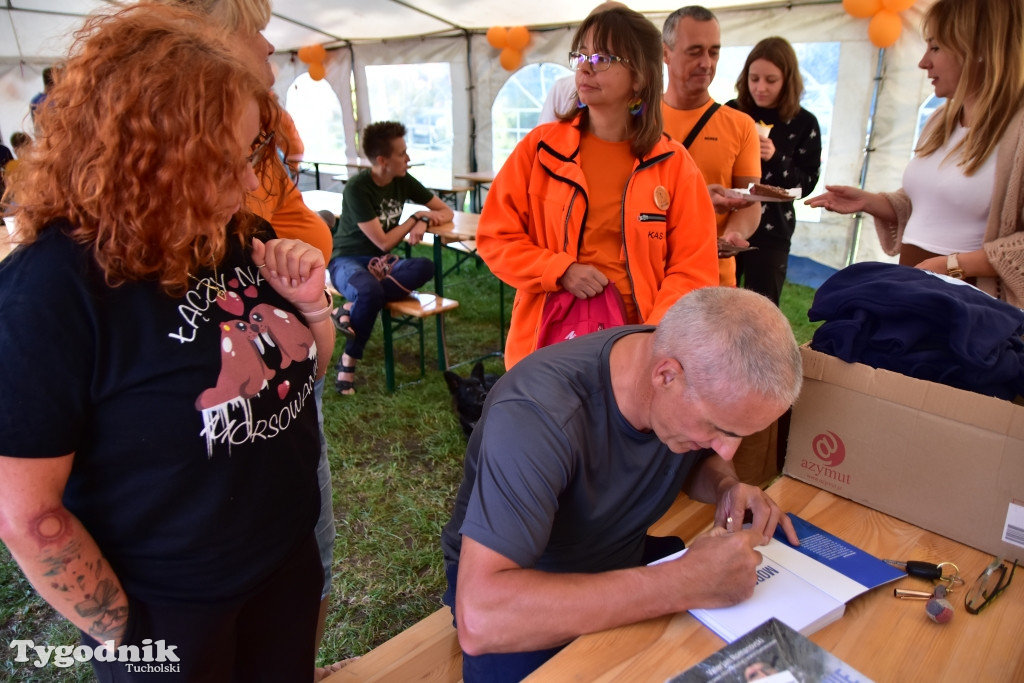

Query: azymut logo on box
(799, 431), (851, 486)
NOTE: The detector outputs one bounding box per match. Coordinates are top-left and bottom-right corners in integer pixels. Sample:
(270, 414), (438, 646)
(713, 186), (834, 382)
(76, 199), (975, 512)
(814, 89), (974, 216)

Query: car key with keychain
(886, 559), (964, 623)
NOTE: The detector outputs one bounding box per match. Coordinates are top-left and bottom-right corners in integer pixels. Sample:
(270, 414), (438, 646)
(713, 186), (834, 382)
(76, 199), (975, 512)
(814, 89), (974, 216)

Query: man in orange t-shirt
(662, 6), (761, 286)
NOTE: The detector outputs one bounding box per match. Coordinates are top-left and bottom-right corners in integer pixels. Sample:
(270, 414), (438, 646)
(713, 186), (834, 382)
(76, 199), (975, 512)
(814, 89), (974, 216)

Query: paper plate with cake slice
(727, 183), (802, 202)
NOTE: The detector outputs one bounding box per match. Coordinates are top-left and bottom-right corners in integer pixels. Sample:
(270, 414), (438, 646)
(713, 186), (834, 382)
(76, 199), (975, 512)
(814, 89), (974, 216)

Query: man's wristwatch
(946, 253), (965, 279)
(417, 215), (430, 224)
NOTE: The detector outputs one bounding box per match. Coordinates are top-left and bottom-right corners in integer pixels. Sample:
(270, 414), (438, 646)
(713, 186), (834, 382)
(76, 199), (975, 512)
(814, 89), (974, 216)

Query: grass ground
(0, 246), (821, 680)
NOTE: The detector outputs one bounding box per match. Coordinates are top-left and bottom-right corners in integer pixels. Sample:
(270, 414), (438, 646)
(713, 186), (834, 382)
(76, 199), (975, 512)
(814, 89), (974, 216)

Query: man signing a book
(440, 287), (803, 682)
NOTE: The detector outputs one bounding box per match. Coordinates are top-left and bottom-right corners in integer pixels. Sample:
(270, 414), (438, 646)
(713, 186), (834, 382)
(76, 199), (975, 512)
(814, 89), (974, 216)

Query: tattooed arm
(0, 453), (130, 645)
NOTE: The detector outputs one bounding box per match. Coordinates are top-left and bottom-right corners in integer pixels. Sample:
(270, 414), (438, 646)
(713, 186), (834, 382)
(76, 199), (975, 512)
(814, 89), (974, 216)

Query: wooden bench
(381, 292), (460, 392)
(430, 184), (473, 211)
(323, 606), (462, 683)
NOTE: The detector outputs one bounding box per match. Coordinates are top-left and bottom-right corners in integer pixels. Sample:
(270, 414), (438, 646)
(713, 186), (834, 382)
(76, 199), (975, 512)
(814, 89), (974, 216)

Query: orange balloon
(308, 61), (326, 81)
(882, 0), (915, 11)
(309, 44), (327, 63)
(499, 47), (522, 71)
(842, 0), (882, 19)
(486, 26), (508, 50)
(507, 26), (530, 50)
(297, 45), (314, 63)
(869, 10), (903, 48)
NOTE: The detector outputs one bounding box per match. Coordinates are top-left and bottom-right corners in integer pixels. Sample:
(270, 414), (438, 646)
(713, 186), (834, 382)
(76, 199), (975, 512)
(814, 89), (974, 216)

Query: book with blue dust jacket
(651, 513), (904, 642)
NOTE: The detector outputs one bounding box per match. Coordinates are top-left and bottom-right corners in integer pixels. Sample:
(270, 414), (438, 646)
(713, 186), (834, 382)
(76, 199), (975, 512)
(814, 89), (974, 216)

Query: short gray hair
(652, 287), (802, 406)
(662, 6), (718, 48)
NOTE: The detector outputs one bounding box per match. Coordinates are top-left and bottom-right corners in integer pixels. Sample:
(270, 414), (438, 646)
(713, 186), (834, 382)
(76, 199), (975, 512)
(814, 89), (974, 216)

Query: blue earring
(627, 96), (644, 116)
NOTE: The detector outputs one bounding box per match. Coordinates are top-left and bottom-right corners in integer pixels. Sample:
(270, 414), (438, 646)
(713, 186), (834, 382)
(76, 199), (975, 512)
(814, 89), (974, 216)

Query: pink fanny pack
(536, 285), (627, 350)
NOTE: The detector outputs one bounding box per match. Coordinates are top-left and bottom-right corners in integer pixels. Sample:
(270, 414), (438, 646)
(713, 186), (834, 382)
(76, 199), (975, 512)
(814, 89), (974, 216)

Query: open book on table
(666, 617), (874, 683)
(650, 513), (904, 642)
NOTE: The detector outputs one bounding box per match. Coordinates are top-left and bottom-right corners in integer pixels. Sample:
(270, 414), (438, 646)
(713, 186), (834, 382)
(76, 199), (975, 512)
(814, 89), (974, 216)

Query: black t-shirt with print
(0, 218), (321, 602)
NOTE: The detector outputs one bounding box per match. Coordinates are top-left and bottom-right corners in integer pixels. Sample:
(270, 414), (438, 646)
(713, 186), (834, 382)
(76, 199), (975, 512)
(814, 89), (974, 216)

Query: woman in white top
(806, 0), (1024, 307)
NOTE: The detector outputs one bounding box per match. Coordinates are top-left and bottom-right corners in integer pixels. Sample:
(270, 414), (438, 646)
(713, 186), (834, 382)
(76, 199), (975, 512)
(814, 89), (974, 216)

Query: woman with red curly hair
(0, 3), (333, 679)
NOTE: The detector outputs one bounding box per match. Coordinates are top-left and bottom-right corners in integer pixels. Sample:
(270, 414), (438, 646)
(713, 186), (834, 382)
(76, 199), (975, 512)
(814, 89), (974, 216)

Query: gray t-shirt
(441, 326), (709, 574)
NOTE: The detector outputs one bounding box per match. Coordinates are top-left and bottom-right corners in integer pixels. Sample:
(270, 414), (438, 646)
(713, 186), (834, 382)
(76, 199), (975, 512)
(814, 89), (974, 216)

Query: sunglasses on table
(964, 557), (1016, 614)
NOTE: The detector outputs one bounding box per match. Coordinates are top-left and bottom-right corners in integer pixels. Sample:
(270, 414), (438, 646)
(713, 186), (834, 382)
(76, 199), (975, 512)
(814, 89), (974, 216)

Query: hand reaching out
(804, 185), (869, 214)
(707, 183), (754, 214)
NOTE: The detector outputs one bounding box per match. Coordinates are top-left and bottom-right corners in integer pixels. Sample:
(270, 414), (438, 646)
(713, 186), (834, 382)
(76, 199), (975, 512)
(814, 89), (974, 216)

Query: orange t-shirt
(277, 109), (305, 171)
(579, 132), (638, 322)
(245, 158), (333, 265)
(662, 100), (761, 286)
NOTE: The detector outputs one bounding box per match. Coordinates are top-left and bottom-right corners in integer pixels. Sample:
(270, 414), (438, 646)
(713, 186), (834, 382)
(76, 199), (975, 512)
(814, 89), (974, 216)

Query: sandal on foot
(335, 364), (356, 395)
(330, 307), (356, 338)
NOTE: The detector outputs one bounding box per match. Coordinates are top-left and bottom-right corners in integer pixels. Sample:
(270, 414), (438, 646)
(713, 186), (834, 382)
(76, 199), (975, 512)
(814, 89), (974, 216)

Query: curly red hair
(8, 2), (279, 295)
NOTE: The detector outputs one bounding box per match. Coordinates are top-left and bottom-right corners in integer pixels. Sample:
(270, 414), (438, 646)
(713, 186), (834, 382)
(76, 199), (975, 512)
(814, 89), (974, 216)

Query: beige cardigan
(876, 108), (1024, 308)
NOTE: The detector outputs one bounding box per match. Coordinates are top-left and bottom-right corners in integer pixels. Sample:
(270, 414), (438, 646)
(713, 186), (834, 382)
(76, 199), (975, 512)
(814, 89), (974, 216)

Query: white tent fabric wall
(274, 47), (357, 157)
(2, 0), (939, 273)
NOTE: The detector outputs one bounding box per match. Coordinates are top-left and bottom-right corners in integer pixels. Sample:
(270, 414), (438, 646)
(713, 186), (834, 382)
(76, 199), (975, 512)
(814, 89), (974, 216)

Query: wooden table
(300, 189), (343, 218)
(425, 212), (506, 362)
(298, 160), (350, 190)
(453, 171), (495, 213)
(524, 476), (1024, 683)
(427, 212), (479, 298)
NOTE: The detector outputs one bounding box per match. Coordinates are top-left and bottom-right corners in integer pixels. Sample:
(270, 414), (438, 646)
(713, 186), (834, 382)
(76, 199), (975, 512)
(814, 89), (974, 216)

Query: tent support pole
(846, 46), (885, 267)
(465, 31), (478, 173)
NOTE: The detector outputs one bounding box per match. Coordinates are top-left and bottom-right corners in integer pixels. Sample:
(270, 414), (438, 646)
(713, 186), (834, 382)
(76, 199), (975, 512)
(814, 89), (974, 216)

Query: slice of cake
(751, 183), (793, 200)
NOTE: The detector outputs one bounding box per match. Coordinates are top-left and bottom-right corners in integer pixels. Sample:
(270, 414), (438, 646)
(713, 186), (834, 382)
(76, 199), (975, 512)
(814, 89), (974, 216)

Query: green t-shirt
(331, 169), (435, 258)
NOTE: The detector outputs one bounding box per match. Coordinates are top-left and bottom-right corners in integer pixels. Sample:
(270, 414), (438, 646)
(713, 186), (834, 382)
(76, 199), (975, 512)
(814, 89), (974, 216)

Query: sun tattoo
(31, 508), (73, 545)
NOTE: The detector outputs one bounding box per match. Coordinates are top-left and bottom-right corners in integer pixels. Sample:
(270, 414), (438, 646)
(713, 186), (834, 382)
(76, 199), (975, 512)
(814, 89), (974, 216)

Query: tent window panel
(913, 95), (943, 152)
(491, 62), (572, 172)
(365, 63), (454, 185)
(285, 73), (348, 163)
(711, 41), (840, 224)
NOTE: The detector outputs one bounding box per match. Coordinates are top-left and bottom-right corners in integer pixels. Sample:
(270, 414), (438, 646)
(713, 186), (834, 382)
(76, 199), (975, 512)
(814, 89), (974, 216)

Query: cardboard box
(784, 346), (1024, 560)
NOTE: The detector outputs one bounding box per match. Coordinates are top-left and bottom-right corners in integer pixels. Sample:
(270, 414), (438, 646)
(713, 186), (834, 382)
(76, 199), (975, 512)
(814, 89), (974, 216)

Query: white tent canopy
(1, 0), (937, 270)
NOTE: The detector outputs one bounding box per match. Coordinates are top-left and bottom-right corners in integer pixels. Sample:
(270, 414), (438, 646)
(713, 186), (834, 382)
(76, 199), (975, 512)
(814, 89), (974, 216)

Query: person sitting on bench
(327, 121), (453, 395)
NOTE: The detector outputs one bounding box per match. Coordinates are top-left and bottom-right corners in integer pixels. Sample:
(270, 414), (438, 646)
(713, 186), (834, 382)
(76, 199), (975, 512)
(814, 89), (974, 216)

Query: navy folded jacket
(809, 262), (1024, 400)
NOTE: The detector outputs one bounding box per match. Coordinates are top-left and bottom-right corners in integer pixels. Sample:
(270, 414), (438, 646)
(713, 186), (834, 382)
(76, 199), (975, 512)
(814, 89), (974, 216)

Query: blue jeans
(313, 376), (335, 599)
(328, 255), (434, 360)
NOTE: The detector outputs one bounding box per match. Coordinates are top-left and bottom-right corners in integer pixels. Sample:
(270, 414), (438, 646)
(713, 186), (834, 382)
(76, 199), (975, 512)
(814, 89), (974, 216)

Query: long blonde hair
(917, 0), (1024, 174)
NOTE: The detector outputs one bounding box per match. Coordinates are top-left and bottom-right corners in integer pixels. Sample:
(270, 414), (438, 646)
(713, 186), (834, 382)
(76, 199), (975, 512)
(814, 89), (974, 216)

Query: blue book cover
(681, 513), (904, 641)
(773, 513), (905, 590)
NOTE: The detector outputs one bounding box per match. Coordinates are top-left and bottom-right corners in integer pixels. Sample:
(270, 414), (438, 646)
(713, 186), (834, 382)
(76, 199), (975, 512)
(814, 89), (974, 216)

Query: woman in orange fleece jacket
(477, 6), (719, 368)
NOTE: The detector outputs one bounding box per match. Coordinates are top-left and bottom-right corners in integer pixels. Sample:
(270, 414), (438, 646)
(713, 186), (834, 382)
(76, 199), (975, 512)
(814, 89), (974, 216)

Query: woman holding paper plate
(726, 36), (821, 306)
(806, 0), (1024, 308)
